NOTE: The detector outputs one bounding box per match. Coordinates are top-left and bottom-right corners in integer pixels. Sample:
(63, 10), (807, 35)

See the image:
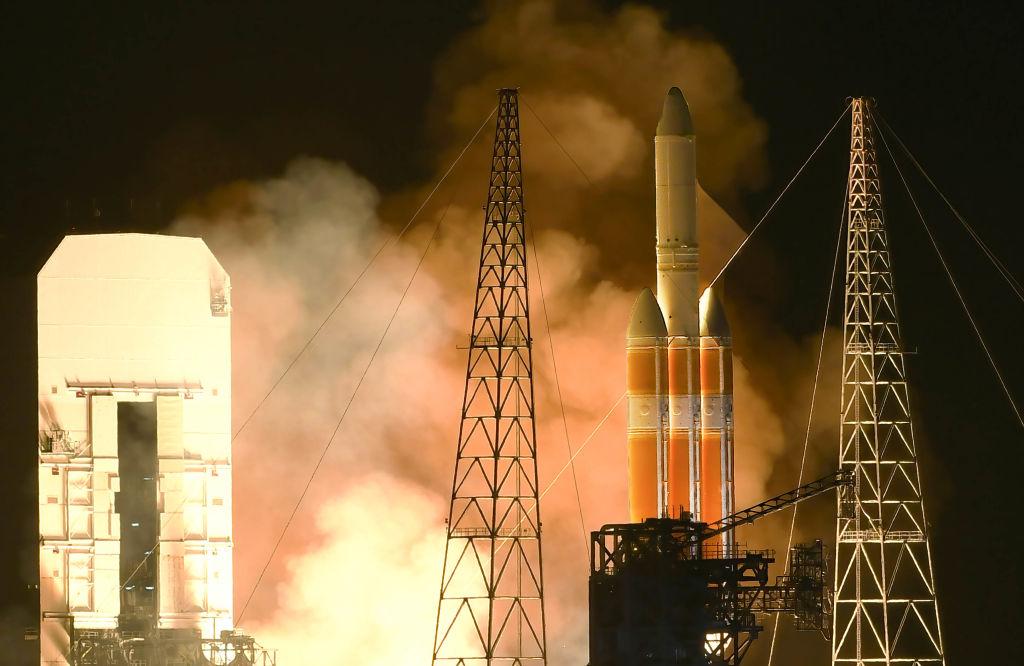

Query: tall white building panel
(37, 234), (233, 665)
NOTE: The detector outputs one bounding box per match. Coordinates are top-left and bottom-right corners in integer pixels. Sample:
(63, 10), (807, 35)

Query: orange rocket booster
(626, 288), (668, 522)
(699, 287), (735, 546)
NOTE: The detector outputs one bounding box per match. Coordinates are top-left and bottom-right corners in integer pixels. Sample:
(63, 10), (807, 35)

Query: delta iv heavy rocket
(626, 87), (736, 542)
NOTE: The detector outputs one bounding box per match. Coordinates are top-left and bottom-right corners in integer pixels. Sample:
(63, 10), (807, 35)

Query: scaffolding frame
(70, 626), (276, 665)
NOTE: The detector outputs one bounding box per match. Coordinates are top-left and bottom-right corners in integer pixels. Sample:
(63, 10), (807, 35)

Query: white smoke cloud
(251, 474), (449, 666)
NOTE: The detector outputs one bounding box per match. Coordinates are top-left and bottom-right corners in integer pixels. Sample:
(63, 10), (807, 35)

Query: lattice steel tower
(433, 88), (547, 666)
(832, 98), (945, 665)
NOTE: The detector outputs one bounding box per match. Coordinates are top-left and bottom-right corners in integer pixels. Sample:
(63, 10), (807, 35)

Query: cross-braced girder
(831, 98), (945, 666)
(433, 88), (548, 666)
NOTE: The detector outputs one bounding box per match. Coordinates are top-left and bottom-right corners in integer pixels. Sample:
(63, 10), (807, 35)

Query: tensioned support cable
(876, 112), (1024, 304)
(231, 105), (498, 444)
(237, 197), (454, 624)
(877, 128), (1024, 432)
(526, 95), (852, 299)
(708, 102), (852, 291)
(118, 106), (499, 597)
(540, 392), (625, 500)
(766, 181), (848, 666)
(521, 96), (595, 188)
(529, 231), (591, 568)
(493, 391), (626, 559)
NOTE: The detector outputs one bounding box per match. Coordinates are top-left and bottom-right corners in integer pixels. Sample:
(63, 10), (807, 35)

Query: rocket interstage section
(626, 86), (735, 529)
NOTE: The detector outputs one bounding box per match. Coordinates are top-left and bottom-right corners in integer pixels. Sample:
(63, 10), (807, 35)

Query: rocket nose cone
(657, 86), (695, 136)
(699, 287), (731, 338)
(628, 287), (668, 338)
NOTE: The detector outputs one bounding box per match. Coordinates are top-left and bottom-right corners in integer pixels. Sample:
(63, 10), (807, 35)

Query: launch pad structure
(426, 86), (846, 666)
(36, 235), (275, 665)
(590, 472), (851, 666)
(69, 628), (275, 666)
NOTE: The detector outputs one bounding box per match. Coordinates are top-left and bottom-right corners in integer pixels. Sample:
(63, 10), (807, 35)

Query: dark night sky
(3, 1), (1023, 663)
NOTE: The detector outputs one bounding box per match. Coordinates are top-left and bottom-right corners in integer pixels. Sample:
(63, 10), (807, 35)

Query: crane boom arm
(702, 470), (853, 540)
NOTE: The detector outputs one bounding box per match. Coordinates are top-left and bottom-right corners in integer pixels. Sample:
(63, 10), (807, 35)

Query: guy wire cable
(118, 104), (496, 595)
(708, 101), (852, 291)
(877, 123), (1024, 431)
(766, 180), (848, 666)
(237, 195), (454, 624)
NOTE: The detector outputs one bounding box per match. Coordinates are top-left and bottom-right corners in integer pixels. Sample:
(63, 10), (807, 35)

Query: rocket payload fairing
(626, 87), (736, 537)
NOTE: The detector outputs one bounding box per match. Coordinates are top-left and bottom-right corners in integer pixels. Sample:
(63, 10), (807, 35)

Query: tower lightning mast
(831, 98), (945, 665)
(433, 88), (547, 666)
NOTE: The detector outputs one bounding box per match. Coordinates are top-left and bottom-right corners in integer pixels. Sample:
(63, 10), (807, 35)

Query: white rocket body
(655, 96), (699, 338)
(655, 88), (702, 518)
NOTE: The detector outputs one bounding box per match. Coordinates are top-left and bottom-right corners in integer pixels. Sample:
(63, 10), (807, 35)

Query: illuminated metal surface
(705, 471), (851, 540)
(831, 99), (945, 665)
(37, 234), (235, 665)
(433, 89), (547, 665)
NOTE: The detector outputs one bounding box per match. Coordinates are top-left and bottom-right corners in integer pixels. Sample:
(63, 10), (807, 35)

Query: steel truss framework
(71, 627), (276, 665)
(590, 520), (832, 666)
(832, 98), (945, 665)
(433, 88), (547, 666)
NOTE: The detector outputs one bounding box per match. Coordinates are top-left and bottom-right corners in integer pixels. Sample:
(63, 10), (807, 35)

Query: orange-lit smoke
(168, 2), (827, 664)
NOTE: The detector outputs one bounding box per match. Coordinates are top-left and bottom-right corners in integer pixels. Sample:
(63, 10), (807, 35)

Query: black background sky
(3, 2), (1023, 663)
